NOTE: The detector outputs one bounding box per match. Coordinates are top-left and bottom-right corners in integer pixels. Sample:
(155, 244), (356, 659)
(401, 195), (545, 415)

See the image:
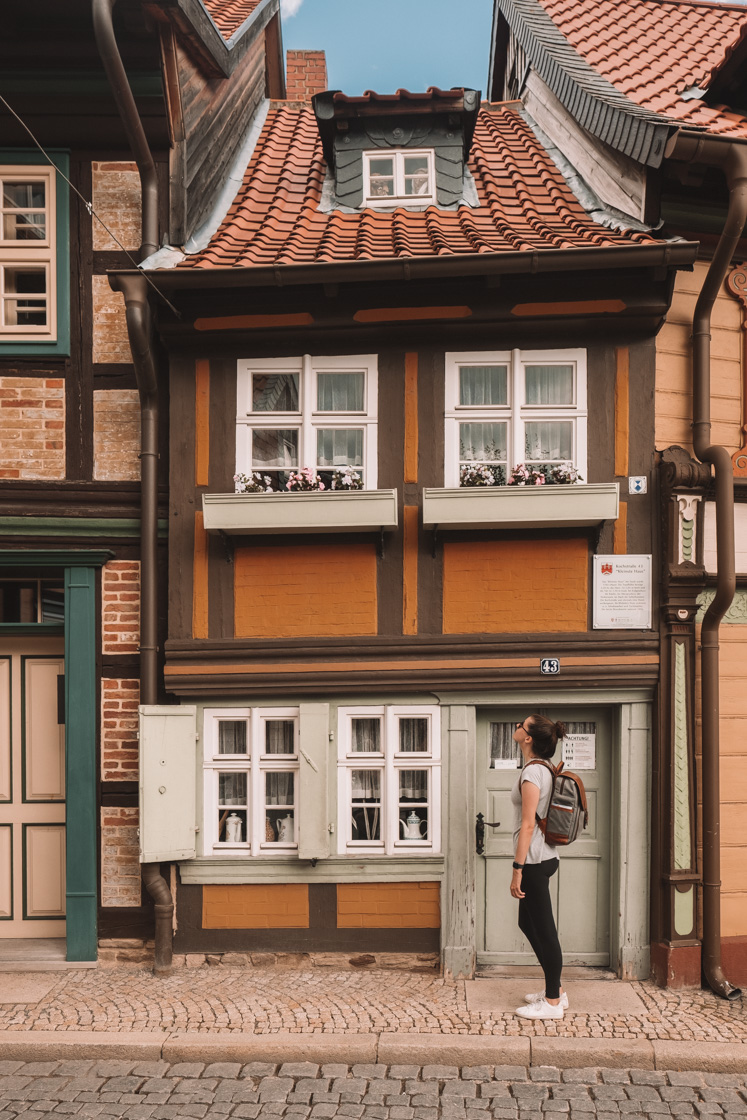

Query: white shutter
(139, 705), (197, 862)
(298, 703), (329, 861)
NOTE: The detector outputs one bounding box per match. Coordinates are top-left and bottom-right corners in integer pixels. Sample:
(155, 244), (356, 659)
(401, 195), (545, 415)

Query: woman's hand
(510, 867), (525, 899)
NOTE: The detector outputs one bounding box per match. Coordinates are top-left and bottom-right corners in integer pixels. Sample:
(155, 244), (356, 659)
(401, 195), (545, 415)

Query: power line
(0, 91), (182, 319)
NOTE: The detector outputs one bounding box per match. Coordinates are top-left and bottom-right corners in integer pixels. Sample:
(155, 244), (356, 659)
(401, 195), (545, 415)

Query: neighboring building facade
(488, 0), (747, 987)
(128, 82), (697, 978)
(0, 0), (284, 962)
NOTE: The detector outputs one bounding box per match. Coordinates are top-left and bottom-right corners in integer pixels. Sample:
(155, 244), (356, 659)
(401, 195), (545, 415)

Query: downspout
(666, 133), (747, 999)
(92, 0), (159, 257)
(94, 0), (172, 972)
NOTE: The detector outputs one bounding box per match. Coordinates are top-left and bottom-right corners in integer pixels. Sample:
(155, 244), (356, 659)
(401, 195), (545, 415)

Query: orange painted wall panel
(336, 882), (440, 928)
(442, 538), (588, 633)
(234, 542), (377, 638)
(202, 884), (309, 929)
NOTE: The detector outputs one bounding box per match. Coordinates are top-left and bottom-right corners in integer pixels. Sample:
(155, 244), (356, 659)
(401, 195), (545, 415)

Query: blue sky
(280, 0), (495, 97)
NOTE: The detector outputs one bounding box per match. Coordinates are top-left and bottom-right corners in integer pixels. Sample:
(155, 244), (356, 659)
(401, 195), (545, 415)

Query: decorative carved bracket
(727, 264), (747, 476)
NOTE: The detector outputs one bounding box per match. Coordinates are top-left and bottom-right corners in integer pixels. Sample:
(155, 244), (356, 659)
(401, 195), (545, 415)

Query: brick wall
(442, 538), (589, 633)
(102, 561), (140, 654)
(92, 277), (131, 364)
(100, 806), (141, 907)
(285, 50), (327, 101)
(93, 389), (141, 481)
(0, 377), (65, 480)
(234, 542), (377, 638)
(91, 161), (141, 252)
(337, 883), (441, 928)
(101, 678), (139, 781)
(202, 884), (310, 929)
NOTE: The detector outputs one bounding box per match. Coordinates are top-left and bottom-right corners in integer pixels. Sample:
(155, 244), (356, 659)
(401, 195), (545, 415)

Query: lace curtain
(459, 365), (507, 406)
(524, 365), (573, 405)
(399, 718), (429, 753)
(524, 421), (572, 461)
(317, 428), (363, 468)
(399, 770), (428, 799)
(218, 721), (247, 755)
(265, 772), (294, 806)
(317, 372), (364, 411)
(352, 770), (381, 800)
(351, 718), (381, 752)
(265, 720), (294, 754)
(459, 422), (507, 463)
(219, 772), (247, 805)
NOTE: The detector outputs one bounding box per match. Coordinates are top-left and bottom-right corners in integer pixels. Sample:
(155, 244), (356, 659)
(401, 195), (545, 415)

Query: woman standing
(510, 714), (568, 1020)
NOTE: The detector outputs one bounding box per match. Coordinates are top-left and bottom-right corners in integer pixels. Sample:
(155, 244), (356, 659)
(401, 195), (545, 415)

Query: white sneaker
(515, 997), (565, 1020)
(525, 989), (569, 1009)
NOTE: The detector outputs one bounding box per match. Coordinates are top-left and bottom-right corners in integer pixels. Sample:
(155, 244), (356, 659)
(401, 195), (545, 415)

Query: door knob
(476, 812), (500, 855)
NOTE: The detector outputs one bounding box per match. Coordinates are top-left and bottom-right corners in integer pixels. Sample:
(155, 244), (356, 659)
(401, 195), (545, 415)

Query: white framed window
(444, 348), (587, 486)
(337, 705), (441, 855)
(236, 354), (378, 489)
(203, 708), (300, 855)
(362, 149), (435, 209)
(0, 167), (56, 340)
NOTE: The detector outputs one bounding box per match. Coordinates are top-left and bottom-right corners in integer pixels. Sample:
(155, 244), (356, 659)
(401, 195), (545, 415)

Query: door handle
(476, 812), (500, 855)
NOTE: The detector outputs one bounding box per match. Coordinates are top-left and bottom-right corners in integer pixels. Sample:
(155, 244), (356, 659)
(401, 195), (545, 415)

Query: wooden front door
(0, 641), (66, 936)
(477, 706), (611, 967)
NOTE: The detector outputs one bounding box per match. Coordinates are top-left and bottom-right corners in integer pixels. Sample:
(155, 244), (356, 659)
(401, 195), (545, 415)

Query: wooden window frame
(0, 166), (56, 342)
(444, 348), (588, 487)
(362, 149), (436, 209)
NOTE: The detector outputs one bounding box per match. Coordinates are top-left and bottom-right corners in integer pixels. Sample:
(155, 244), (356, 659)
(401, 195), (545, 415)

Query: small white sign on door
(593, 555), (652, 629)
(562, 733), (596, 770)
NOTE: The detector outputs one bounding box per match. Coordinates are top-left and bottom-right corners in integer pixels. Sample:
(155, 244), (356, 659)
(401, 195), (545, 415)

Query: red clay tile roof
(174, 102), (653, 270)
(202, 0), (262, 37)
(537, 0), (747, 138)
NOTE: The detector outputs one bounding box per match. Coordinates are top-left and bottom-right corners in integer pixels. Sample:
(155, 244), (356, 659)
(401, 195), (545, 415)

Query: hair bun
(554, 721), (567, 739)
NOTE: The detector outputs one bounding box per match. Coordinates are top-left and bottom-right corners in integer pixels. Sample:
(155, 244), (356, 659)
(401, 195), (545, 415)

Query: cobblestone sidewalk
(2, 1059), (747, 1120)
(0, 969), (745, 1043)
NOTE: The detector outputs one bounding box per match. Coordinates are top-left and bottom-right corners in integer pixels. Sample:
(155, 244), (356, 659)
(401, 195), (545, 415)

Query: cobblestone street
(3, 1060), (747, 1120)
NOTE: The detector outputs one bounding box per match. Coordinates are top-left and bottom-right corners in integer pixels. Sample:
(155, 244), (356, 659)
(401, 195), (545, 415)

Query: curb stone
(1, 1031), (747, 1072)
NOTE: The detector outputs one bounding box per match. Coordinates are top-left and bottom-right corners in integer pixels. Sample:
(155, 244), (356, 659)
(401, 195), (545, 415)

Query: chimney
(285, 49), (328, 101)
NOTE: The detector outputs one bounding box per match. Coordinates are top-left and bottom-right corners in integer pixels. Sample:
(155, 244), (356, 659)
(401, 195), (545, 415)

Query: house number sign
(540, 658), (560, 675)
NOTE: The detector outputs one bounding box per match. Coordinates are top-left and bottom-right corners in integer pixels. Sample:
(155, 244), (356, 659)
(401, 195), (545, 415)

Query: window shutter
(298, 703), (330, 860)
(139, 705), (197, 862)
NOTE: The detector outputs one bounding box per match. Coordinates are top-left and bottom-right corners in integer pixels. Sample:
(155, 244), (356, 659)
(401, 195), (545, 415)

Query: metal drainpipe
(92, 0), (159, 258)
(93, 0), (171, 973)
(666, 133), (747, 999)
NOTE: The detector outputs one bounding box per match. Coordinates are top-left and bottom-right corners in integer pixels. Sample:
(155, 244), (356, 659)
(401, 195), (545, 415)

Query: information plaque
(593, 555), (652, 629)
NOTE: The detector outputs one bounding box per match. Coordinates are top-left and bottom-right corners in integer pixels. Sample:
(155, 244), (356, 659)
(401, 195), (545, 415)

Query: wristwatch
(512, 861), (524, 870)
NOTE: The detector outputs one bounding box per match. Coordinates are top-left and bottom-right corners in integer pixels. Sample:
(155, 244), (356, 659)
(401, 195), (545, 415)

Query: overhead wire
(0, 90), (182, 319)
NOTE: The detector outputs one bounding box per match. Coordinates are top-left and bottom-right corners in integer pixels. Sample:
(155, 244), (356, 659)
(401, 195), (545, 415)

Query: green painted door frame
(0, 550), (111, 962)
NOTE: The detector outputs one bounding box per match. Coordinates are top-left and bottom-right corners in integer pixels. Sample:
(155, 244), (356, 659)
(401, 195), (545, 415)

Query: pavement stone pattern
(0, 971), (745, 1043)
(2, 1061), (747, 1120)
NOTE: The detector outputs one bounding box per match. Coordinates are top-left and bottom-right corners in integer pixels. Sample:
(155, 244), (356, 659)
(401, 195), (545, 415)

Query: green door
(476, 706), (611, 967)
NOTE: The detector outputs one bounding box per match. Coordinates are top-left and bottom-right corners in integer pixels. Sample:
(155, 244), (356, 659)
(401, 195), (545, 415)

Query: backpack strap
(522, 758), (559, 835)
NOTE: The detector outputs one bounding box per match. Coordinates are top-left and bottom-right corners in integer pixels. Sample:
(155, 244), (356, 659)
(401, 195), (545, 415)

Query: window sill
(180, 854), (445, 884)
(202, 489), (398, 535)
(422, 483), (619, 530)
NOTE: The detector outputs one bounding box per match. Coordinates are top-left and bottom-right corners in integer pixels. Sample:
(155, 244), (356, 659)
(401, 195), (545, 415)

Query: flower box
(202, 489), (399, 535)
(421, 483), (619, 530)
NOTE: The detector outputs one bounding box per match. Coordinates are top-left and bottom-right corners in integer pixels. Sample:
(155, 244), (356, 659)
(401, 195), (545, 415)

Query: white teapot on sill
(225, 813), (243, 843)
(277, 814), (295, 843)
(400, 811), (427, 840)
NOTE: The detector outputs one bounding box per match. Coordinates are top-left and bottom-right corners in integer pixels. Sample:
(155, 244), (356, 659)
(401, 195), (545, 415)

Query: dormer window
(363, 150), (435, 209)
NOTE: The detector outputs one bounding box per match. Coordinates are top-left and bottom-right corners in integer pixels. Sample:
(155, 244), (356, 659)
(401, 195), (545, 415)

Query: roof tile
(201, 0), (261, 38)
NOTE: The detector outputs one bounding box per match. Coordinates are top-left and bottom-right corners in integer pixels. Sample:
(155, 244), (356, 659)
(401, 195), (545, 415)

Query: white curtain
(218, 721), (247, 755)
(352, 769), (381, 799)
(490, 722), (520, 764)
(399, 770), (428, 799)
(459, 422), (506, 463)
(265, 720), (294, 754)
(317, 372), (364, 411)
(459, 365), (507, 406)
(219, 772), (247, 805)
(399, 718), (428, 753)
(351, 718), (381, 752)
(317, 428), (363, 467)
(524, 421), (572, 461)
(525, 365), (573, 405)
(265, 772), (294, 805)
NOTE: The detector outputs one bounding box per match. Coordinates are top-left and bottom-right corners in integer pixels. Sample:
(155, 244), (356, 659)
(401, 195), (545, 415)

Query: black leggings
(518, 858), (562, 999)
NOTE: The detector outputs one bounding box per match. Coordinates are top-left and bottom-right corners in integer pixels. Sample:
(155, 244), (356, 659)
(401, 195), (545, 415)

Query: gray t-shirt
(511, 761), (558, 865)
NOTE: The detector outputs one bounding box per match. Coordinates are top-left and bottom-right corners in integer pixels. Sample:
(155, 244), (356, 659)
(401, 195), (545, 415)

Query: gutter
(93, 0), (171, 972)
(665, 130), (747, 1000)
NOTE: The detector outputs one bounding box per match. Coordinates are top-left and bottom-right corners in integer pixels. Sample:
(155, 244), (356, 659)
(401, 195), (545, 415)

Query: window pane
(490, 722), (521, 767)
(316, 428), (363, 468)
(252, 428), (298, 468)
(0, 582), (37, 623)
(369, 158), (394, 177)
(524, 421), (573, 462)
(399, 717), (428, 753)
(404, 157), (430, 196)
(3, 268), (47, 327)
(3, 181), (45, 209)
(317, 372), (364, 411)
(399, 769), (428, 799)
(525, 365), (574, 405)
(265, 772), (294, 805)
(352, 770), (381, 800)
(252, 373), (298, 412)
(459, 422), (506, 463)
(351, 718), (381, 753)
(219, 808), (246, 843)
(265, 720), (295, 754)
(218, 721), (247, 755)
(40, 583), (64, 623)
(459, 365), (507, 406)
(351, 770), (381, 841)
(2, 181), (46, 241)
(218, 772), (247, 805)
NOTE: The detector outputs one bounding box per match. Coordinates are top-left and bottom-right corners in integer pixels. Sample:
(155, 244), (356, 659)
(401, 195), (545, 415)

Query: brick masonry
(93, 389), (141, 480)
(101, 677), (139, 781)
(100, 806), (141, 908)
(92, 277), (132, 364)
(91, 161), (141, 252)
(102, 561), (140, 655)
(0, 376), (65, 480)
(285, 49), (328, 101)
(337, 882), (441, 929)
